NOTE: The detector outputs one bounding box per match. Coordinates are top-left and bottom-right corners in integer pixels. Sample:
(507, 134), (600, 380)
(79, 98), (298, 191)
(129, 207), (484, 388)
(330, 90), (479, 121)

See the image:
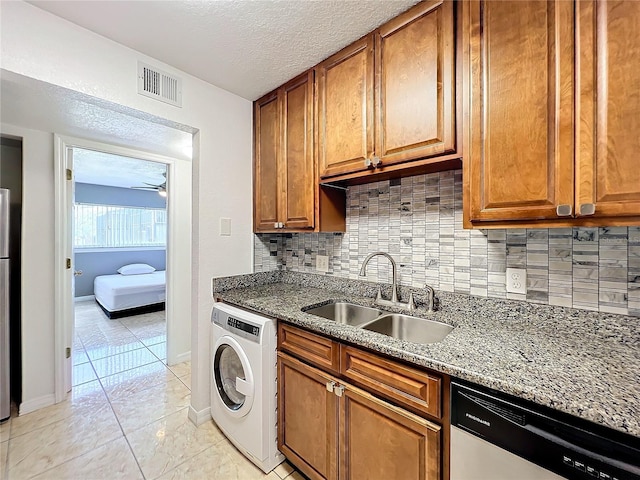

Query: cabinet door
(340, 384), (441, 480)
(464, 0), (574, 224)
(576, 0), (640, 218)
(317, 35), (375, 179)
(278, 353), (339, 480)
(376, 0), (455, 168)
(281, 72), (315, 229)
(254, 91), (280, 230)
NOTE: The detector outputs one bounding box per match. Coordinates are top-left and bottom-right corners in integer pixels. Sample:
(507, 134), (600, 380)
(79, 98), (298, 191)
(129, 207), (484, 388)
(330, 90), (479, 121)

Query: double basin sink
(302, 301), (453, 344)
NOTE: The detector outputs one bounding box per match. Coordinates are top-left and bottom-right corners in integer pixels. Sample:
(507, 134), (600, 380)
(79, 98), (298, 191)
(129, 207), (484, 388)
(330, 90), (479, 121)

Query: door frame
(53, 134), (192, 402)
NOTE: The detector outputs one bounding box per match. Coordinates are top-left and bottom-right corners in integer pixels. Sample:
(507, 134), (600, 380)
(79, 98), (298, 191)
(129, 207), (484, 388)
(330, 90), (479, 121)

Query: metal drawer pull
(580, 203), (596, 216)
(556, 204), (572, 216)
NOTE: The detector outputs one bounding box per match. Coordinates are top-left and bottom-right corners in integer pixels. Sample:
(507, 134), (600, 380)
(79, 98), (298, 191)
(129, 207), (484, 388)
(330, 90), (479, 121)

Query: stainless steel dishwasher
(450, 381), (640, 480)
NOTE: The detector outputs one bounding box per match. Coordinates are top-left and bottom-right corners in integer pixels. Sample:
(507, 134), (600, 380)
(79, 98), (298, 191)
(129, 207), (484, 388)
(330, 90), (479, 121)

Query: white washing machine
(210, 302), (284, 473)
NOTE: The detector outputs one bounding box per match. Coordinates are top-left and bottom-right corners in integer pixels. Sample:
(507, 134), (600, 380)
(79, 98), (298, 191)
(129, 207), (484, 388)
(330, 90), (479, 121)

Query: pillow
(117, 263), (156, 275)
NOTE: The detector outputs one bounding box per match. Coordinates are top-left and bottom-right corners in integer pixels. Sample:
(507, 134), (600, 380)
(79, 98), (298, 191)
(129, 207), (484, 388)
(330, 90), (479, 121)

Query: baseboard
(19, 394), (56, 415)
(74, 295), (95, 302)
(188, 404), (211, 426)
(174, 351), (191, 364)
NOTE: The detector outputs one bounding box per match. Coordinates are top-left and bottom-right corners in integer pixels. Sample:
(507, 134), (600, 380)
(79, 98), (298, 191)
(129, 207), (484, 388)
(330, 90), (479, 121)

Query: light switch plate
(506, 268), (527, 294)
(316, 255), (329, 273)
(220, 218), (231, 236)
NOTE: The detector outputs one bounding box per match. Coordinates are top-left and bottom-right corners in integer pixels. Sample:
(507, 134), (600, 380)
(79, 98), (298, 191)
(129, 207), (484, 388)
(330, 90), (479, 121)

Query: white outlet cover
(316, 255), (329, 273)
(506, 268), (527, 294)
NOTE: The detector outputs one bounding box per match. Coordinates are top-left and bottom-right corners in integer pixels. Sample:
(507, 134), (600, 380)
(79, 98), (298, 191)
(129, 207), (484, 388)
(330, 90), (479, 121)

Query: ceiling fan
(131, 172), (167, 197)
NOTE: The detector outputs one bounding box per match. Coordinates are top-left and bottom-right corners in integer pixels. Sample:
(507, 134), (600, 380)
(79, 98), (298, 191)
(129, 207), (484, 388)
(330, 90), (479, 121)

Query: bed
(94, 270), (166, 319)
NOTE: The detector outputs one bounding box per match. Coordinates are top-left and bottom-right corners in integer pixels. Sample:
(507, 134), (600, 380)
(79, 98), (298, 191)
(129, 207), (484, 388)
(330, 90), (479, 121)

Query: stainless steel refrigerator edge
(0, 188), (10, 421)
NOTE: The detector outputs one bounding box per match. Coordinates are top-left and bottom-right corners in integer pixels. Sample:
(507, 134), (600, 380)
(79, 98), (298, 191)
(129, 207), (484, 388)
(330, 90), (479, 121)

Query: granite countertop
(212, 271), (640, 438)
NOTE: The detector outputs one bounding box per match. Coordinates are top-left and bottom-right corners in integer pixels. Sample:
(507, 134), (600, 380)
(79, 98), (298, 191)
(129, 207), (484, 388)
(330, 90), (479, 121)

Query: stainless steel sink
(361, 314), (453, 344)
(302, 301), (383, 326)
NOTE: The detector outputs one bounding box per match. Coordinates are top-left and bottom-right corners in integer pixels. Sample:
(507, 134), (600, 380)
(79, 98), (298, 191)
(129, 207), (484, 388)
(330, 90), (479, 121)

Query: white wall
(0, 124), (56, 409)
(1, 1), (254, 413)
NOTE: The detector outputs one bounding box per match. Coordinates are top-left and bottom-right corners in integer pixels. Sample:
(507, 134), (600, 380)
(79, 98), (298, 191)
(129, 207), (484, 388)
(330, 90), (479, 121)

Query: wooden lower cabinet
(278, 353), (339, 480)
(278, 352), (441, 480)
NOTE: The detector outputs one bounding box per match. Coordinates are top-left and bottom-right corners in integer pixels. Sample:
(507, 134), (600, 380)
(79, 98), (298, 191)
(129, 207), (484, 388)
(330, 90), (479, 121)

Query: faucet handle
(407, 292), (416, 311)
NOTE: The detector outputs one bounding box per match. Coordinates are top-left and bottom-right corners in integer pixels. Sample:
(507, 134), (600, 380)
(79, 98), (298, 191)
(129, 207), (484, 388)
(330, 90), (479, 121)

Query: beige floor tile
(101, 361), (176, 400)
(72, 362), (98, 386)
(288, 471), (306, 480)
(127, 409), (226, 480)
(147, 342), (167, 361)
(91, 347), (158, 378)
(30, 437), (143, 480)
(168, 361), (190, 378)
(274, 461), (295, 479)
(214, 438), (274, 479)
(72, 349), (90, 366)
(1, 440), (7, 480)
(156, 438), (270, 480)
(84, 338), (147, 361)
(0, 417), (10, 443)
(7, 401), (122, 479)
(10, 381), (106, 439)
(177, 373), (191, 391)
(139, 333), (167, 346)
(111, 377), (190, 434)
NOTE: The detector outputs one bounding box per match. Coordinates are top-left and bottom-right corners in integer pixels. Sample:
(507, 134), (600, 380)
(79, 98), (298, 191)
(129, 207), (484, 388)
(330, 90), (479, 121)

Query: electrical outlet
(316, 255), (329, 273)
(506, 268), (527, 294)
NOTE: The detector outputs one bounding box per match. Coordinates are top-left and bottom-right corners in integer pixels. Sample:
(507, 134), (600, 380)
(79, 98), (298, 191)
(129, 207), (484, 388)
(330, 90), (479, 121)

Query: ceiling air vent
(137, 62), (182, 107)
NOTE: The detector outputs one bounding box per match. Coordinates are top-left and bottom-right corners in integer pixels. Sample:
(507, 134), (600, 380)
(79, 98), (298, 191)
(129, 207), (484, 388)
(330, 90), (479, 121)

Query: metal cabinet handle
(326, 381), (336, 393)
(74, 270), (83, 276)
(274, 222), (279, 229)
(364, 158), (372, 168)
(371, 156), (381, 167)
(556, 204), (572, 216)
(579, 203), (596, 216)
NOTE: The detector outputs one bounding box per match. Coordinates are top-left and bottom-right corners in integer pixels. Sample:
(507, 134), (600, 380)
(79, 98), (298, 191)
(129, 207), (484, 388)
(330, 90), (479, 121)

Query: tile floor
(0, 301), (303, 480)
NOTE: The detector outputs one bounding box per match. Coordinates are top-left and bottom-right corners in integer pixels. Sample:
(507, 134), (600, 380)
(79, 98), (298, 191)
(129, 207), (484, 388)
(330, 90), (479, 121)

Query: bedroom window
(74, 204), (167, 248)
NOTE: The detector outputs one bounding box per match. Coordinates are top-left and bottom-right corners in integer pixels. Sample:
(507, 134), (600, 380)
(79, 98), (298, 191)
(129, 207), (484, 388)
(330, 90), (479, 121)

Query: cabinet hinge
(334, 385), (345, 397)
(65, 347), (71, 359)
(66, 168), (72, 181)
(66, 258), (71, 269)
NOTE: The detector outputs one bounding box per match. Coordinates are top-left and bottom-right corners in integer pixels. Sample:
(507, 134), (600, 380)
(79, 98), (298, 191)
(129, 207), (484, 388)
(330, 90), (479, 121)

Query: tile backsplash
(255, 170), (640, 317)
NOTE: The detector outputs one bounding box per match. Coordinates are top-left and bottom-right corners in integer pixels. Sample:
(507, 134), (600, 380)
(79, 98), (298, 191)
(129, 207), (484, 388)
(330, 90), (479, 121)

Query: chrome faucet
(359, 252), (415, 311)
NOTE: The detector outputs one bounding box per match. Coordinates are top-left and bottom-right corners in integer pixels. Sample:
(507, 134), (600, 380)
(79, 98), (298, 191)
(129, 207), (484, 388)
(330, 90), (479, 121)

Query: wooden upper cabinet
(575, 0), (640, 219)
(318, 1), (458, 182)
(464, 0), (575, 224)
(254, 92), (280, 230)
(254, 72), (315, 232)
(281, 73), (315, 229)
(317, 35), (375, 179)
(376, 0), (455, 168)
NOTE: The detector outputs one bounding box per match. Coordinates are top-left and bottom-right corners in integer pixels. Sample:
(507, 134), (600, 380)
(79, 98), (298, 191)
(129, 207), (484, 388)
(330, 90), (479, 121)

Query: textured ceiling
(27, 0), (420, 100)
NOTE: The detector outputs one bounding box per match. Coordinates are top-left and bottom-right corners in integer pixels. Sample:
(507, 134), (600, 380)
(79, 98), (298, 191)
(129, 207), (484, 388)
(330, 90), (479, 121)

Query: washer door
(212, 335), (255, 418)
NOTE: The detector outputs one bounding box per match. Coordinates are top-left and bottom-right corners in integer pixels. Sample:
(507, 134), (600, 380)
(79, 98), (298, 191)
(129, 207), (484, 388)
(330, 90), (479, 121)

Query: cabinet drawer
(278, 323), (340, 374)
(340, 345), (441, 418)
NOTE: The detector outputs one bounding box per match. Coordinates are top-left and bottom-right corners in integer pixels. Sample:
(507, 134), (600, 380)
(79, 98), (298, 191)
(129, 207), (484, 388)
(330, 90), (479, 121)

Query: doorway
(54, 135), (192, 401)
(71, 149), (169, 389)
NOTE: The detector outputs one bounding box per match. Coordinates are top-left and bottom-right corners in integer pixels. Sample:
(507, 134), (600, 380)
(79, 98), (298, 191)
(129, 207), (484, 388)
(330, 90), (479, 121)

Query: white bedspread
(94, 271), (166, 312)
